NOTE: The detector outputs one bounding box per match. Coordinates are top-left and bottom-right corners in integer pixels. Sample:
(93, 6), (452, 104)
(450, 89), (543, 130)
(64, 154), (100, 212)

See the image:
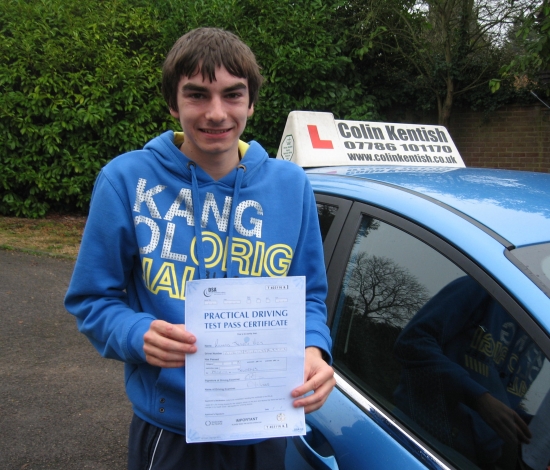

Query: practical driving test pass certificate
(184, 276), (306, 443)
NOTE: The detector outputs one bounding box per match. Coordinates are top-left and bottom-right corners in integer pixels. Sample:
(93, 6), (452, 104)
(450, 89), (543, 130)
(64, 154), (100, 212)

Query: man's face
(170, 66), (254, 166)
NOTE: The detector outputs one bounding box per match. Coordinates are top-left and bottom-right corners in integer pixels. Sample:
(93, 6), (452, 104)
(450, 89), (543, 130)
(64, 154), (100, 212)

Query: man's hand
(475, 392), (532, 445)
(143, 320), (197, 368)
(291, 347), (335, 414)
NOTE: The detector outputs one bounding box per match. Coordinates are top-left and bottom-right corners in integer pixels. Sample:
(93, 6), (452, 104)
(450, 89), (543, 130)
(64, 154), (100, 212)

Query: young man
(65, 27), (335, 469)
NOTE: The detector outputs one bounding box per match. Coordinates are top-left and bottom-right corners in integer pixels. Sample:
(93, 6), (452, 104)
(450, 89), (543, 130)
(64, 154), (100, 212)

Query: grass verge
(0, 214), (86, 259)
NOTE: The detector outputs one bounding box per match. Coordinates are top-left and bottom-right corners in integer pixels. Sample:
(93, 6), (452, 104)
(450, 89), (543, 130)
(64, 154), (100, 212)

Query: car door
(287, 194), (550, 470)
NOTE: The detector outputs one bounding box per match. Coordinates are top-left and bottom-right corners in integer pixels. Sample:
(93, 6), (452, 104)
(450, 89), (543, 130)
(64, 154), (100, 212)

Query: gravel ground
(0, 250), (132, 470)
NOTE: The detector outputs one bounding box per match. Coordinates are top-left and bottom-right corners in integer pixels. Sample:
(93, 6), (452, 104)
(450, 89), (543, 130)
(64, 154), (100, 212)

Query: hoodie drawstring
(188, 162), (207, 280)
(226, 164), (246, 278)
(187, 162), (246, 280)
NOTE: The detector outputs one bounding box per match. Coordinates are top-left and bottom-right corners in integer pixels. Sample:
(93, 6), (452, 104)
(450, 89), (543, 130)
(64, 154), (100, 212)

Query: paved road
(0, 250), (132, 470)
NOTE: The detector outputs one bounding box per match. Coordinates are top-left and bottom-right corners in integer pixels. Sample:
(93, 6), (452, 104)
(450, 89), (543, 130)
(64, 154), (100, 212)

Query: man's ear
(247, 103), (254, 118)
(170, 107), (180, 119)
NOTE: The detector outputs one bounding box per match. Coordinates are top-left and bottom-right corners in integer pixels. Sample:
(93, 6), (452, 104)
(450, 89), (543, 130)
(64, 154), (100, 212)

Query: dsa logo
(203, 287), (217, 297)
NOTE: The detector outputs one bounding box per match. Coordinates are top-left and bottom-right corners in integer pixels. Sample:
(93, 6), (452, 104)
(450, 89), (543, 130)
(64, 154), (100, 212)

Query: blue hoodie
(65, 131), (332, 437)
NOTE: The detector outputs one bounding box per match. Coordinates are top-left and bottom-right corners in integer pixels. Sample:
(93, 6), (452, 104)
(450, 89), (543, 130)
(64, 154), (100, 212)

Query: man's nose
(205, 96), (226, 122)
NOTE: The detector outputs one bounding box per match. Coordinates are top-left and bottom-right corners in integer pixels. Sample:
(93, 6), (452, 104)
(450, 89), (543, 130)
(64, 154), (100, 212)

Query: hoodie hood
(143, 131), (269, 188)
(142, 130), (270, 279)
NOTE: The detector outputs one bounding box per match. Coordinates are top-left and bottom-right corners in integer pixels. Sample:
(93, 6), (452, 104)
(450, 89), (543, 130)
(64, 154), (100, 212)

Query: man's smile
(201, 128), (232, 135)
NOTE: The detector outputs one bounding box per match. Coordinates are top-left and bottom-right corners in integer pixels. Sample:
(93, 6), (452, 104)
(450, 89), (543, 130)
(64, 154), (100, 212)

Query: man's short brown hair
(162, 27), (264, 111)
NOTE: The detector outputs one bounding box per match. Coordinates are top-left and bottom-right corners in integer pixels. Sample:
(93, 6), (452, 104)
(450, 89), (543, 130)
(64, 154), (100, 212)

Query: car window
(316, 202), (339, 242)
(331, 214), (550, 470)
(507, 242), (550, 298)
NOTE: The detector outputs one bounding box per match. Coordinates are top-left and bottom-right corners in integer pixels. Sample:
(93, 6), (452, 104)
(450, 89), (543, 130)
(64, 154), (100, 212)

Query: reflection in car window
(317, 203), (338, 242)
(331, 215), (550, 470)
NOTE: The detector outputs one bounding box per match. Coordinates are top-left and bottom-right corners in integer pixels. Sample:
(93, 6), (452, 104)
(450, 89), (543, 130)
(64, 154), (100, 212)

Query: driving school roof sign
(276, 111), (465, 168)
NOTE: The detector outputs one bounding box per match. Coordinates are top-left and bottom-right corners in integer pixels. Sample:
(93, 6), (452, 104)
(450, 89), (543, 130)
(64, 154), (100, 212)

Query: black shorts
(128, 414), (287, 470)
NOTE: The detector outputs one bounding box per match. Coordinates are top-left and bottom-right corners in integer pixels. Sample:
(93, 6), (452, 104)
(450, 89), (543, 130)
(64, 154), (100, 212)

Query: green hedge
(0, 0), (377, 217)
(0, 0), (171, 217)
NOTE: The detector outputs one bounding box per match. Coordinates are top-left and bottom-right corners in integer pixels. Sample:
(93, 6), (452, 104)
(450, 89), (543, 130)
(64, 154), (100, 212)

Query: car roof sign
(276, 111), (465, 168)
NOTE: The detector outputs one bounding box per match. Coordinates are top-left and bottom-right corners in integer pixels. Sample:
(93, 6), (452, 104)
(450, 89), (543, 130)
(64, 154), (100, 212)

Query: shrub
(0, 0), (172, 217)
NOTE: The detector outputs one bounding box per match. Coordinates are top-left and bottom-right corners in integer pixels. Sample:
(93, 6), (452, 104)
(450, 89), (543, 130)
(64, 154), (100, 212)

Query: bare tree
(342, 252), (430, 353)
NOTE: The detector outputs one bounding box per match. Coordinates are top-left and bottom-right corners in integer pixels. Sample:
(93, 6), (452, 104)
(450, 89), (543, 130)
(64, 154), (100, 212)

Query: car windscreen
(507, 242), (550, 298)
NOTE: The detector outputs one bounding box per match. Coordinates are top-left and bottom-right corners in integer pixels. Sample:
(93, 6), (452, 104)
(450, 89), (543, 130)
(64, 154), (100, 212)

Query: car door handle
(291, 423), (339, 470)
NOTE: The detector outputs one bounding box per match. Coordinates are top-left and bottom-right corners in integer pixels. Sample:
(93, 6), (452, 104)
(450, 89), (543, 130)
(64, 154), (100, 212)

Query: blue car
(281, 112), (550, 470)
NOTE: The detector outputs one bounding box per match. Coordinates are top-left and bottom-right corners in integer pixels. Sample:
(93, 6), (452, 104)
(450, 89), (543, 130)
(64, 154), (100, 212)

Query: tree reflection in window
(332, 214), (464, 406)
(342, 252), (430, 353)
(317, 203), (338, 242)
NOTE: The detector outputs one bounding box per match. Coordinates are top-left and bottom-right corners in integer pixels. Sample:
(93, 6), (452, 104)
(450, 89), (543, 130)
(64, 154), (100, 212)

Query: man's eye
(226, 93), (243, 99)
